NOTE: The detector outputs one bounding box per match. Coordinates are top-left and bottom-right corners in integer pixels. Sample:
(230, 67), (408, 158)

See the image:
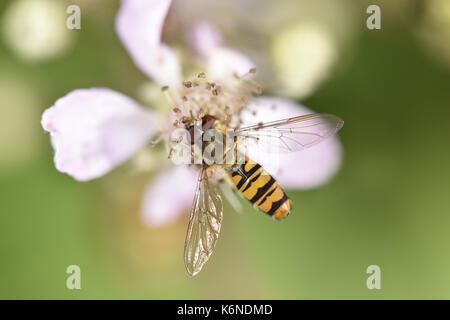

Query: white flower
(41, 0), (343, 227)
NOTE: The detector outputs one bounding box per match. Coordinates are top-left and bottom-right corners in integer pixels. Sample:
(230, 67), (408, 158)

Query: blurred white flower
(178, 0), (359, 99)
(2, 0), (74, 61)
(185, 21), (224, 57)
(271, 23), (337, 99)
(417, 0), (450, 69)
(427, 0), (450, 27)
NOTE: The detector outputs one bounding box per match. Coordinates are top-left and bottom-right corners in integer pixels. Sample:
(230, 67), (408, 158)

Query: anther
(168, 148), (174, 159)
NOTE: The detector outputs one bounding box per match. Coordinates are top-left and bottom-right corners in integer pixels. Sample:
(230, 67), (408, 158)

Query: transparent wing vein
(184, 168), (223, 276)
(236, 113), (344, 153)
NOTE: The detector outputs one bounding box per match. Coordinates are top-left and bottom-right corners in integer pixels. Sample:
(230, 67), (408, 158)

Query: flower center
(162, 69), (261, 166)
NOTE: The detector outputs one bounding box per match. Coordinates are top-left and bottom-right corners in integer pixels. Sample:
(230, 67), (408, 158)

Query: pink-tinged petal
(41, 88), (158, 181)
(240, 96), (343, 189)
(185, 21), (224, 57)
(207, 47), (255, 79)
(115, 0), (181, 85)
(141, 166), (199, 227)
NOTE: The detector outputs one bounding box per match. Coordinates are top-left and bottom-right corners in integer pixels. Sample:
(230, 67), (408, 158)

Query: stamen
(163, 89), (177, 108)
(168, 147), (174, 159)
(163, 69), (262, 133)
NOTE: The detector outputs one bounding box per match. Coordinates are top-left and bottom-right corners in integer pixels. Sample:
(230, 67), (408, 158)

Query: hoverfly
(164, 72), (344, 276)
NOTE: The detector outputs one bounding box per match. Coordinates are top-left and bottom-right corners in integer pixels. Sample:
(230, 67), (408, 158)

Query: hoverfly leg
(219, 178), (245, 215)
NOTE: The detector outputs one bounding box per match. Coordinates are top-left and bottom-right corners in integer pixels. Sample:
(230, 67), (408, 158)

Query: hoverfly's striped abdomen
(227, 157), (290, 219)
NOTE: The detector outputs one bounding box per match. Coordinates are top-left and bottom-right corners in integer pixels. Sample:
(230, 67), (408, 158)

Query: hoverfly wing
(184, 167), (223, 276)
(236, 113), (344, 153)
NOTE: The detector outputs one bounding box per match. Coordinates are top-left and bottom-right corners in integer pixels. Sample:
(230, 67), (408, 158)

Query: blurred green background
(1, 0), (450, 299)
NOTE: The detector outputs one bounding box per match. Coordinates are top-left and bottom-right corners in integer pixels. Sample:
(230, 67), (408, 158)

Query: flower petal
(41, 88), (158, 181)
(240, 96), (342, 189)
(185, 21), (224, 57)
(207, 47), (255, 79)
(141, 166), (199, 227)
(115, 0), (181, 85)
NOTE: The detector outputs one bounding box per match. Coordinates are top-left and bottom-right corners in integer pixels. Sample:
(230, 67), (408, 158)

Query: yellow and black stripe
(227, 157), (290, 219)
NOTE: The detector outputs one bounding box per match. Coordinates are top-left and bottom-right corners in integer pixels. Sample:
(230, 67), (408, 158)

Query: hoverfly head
(186, 115), (216, 145)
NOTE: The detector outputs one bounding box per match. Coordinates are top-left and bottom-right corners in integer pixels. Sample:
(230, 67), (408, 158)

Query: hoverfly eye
(187, 126), (195, 144)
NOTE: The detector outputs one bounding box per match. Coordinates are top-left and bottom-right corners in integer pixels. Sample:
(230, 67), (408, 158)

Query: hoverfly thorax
(184, 115), (223, 166)
(186, 115), (216, 145)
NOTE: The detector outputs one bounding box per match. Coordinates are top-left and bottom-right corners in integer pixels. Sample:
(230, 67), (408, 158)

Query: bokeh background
(1, 0), (450, 299)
